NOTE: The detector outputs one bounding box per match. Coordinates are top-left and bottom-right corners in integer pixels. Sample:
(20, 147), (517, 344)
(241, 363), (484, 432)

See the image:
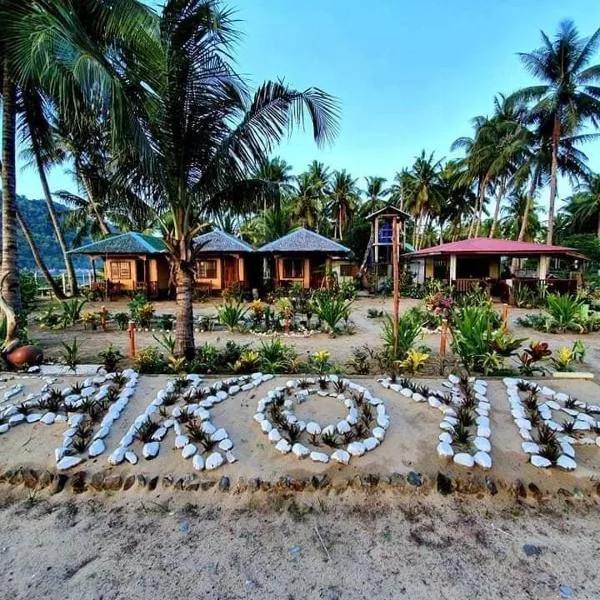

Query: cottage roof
(257, 227), (351, 255)
(69, 232), (167, 256)
(194, 229), (254, 253)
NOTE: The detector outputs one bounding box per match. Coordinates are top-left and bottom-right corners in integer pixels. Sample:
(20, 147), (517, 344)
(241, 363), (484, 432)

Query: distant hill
(1, 196), (90, 272)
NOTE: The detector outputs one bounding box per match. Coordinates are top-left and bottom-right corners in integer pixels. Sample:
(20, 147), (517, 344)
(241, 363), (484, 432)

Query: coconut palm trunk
(15, 206), (65, 299)
(488, 181), (506, 238)
(546, 117), (561, 244)
(1, 61), (22, 315)
(173, 258), (195, 358)
(31, 135), (78, 296)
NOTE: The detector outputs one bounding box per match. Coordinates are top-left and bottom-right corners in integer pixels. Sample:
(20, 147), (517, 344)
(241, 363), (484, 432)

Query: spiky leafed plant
(186, 420), (216, 451)
(119, 0), (338, 358)
(511, 20), (600, 244)
(135, 419), (160, 443)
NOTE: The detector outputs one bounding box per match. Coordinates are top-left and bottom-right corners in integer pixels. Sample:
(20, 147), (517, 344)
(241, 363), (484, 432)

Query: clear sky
(14, 0), (600, 210)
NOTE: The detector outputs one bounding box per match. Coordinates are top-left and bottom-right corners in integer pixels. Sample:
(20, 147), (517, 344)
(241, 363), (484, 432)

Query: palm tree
(126, 0), (338, 357)
(328, 169), (358, 240)
(511, 20), (600, 244)
(253, 156), (294, 215)
(561, 174), (600, 238)
(292, 173), (321, 230)
(363, 176), (388, 214)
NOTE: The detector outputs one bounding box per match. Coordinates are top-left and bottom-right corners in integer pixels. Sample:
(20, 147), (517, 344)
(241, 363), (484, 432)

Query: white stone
(216, 390), (228, 401)
(125, 451), (138, 465)
(88, 439), (105, 457)
(182, 443), (197, 459)
(310, 451), (329, 463)
(175, 434), (189, 449)
(438, 432), (453, 444)
(400, 388), (413, 398)
(553, 393), (568, 404)
(205, 452), (224, 470)
(337, 420), (351, 434)
(440, 421), (455, 432)
(474, 451), (492, 469)
(26, 413), (42, 423)
(8, 414), (25, 426)
(522, 442), (540, 454)
(40, 412), (56, 425)
(428, 396), (442, 409)
(448, 374), (460, 384)
(556, 455), (576, 471)
(347, 441), (366, 457)
(152, 426), (167, 441)
(331, 449), (350, 464)
(55, 447), (66, 462)
(219, 438), (233, 451)
(143, 442), (160, 459)
(260, 420), (273, 433)
(108, 447), (126, 465)
(120, 432), (135, 448)
(475, 416), (489, 427)
(531, 455), (552, 468)
(0, 424), (8, 434)
(476, 426), (491, 439)
(515, 418), (532, 430)
(201, 422), (216, 435)
(226, 451), (236, 464)
(560, 441), (575, 457)
(412, 392), (426, 403)
(437, 442), (454, 458)
(275, 439), (291, 454)
(57, 456), (83, 471)
(372, 427), (385, 441)
(211, 428), (228, 442)
(519, 428), (533, 441)
(192, 454), (204, 470)
(268, 428), (281, 443)
(474, 437), (491, 453)
(573, 420), (590, 431)
(453, 453), (475, 467)
(292, 443), (310, 458)
(363, 437), (378, 451)
(305, 422), (322, 436)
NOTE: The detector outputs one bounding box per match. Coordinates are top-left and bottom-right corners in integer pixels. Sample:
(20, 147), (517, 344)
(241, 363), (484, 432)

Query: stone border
(254, 376), (389, 465)
(503, 377), (600, 470)
(108, 372), (274, 472)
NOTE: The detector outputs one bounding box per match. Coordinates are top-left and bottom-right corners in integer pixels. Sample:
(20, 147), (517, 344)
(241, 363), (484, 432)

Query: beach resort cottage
(70, 229), (255, 297)
(404, 237), (584, 301)
(69, 232), (170, 298)
(258, 227), (352, 289)
(192, 229), (254, 293)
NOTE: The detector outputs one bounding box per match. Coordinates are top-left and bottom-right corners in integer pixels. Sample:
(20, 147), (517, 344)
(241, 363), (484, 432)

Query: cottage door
(223, 257), (237, 288)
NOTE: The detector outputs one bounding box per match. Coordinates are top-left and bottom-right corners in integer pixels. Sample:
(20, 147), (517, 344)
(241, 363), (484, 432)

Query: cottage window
(282, 258), (304, 279)
(197, 259), (217, 279)
(110, 261), (131, 280)
(340, 264), (354, 277)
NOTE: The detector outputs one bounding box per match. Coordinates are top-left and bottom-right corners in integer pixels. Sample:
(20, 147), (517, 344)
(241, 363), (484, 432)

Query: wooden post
(61, 272), (67, 296)
(392, 216), (400, 359)
(128, 320), (137, 358)
(440, 319), (448, 356)
(502, 303), (509, 332)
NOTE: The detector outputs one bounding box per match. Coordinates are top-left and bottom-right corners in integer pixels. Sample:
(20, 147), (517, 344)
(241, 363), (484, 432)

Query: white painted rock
(292, 443), (310, 458)
(55, 447), (66, 462)
(41, 412), (56, 425)
(108, 447), (127, 465)
(474, 451), (492, 469)
(556, 455), (576, 471)
(372, 427), (385, 441)
(88, 439), (105, 457)
(412, 393), (426, 402)
(211, 428), (228, 442)
(474, 437), (491, 453)
(347, 441), (366, 457)
(193, 454), (204, 471)
(57, 456), (83, 471)
(275, 439), (291, 454)
(8, 414), (25, 426)
(226, 451), (237, 464)
(400, 388), (413, 397)
(310, 451), (329, 463)
(205, 452), (224, 470)
(0, 424), (8, 434)
(437, 442), (454, 458)
(439, 432), (453, 444)
(331, 449), (350, 464)
(125, 450), (138, 465)
(152, 427), (167, 441)
(260, 420), (273, 433)
(201, 422), (216, 435)
(219, 438), (233, 451)
(560, 441), (575, 457)
(453, 453), (475, 468)
(26, 413), (43, 423)
(428, 397), (442, 409)
(175, 435), (189, 449)
(306, 422), (321, 435)
(519, 428), (533, 441)
(143, 442), (160, 459)
(522, 442), (540, 454)
(182, 443), (197, 459)
(363, 437), (378, 451)
(268, 429), (281, 443)
(337, 420), (351, 434)
(377, 415), (390, 429)
(531, 455), (552, 468)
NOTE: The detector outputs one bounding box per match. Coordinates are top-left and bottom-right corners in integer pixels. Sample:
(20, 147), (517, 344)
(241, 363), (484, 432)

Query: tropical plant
(258, 338), (297, 373)
(545, 293), (585, 332)
(381, 311), (424, 361)
(312, 295), (353, 334)
(450, 305), (497, 373)
(398, 348), (430, 374)
(59, 298), (87, 327)
(98, 344), (123, 373)
(60, 338), (80, 371)
(310, 350), (332, 375)
(113, 312), (130, 331)
(550, 347), (575, 372)
(134, 347), (165, 374)
(218, 301), (248, 332)
(232, 350), (261, 374)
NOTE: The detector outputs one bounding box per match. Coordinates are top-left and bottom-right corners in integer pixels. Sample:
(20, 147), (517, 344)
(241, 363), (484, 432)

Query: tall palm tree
(328, 169), (358, 240)
(561, 174), (600, 237)
(292, 173), (321, 230)
(511, 20), (600, 244)
(363, 175), (388, 214)
(253, 156), (294, 215)
(127, 0), (338, 357)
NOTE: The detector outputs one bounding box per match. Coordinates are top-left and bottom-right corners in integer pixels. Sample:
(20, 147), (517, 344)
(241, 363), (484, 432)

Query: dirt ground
(28, 295), (600, 376)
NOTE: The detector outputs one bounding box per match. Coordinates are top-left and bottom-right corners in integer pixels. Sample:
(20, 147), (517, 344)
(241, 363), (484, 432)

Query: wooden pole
(440, 319), (448, 356)
(128, 320), (137, 358)
(61, 272), (67, 296)
(392, 216), (400, 359)
(502, 303), (509, 332)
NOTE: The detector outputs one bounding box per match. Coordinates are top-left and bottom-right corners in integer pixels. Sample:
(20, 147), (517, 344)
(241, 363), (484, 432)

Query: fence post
(502, 303), (509, 332)
(128, 320), (137, 359)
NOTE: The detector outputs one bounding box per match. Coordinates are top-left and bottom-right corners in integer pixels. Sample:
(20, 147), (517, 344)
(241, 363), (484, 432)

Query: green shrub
(113, 312), (130, 330)
(258, 338), (297, 373)
(59, 298), (87, 327)
(19, 271), (38, 308)
(545, 293), (584, 332)
(98, 344), (123, 372)
(189, 342), (220, 373)
(218, 301), (248, 331)
(381, 310), (424, 362)
(128, 294), (155, 327)
(158, 314), (175, 331)
(134, 347), (165, 374)
(313, 295), (353, 334)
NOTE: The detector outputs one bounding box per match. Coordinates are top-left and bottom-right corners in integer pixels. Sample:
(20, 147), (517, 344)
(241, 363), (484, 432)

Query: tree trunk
(16, 206), (65, 299)
(546, 116), (561, 245)
(81, 173), (111, 236)
(518, 178), (537, 242)
(488, 183), (505, 238)
(1, 61), (22, 315)
(174, 261), (195, 358)
(30, 128), (78, 296)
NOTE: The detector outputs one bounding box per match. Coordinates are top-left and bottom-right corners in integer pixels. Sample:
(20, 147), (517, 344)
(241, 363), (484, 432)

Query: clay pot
(4, 344), (43, 369)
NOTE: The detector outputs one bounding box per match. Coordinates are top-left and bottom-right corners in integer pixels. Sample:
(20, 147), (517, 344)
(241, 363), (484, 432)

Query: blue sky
(14, 0), (600, 210)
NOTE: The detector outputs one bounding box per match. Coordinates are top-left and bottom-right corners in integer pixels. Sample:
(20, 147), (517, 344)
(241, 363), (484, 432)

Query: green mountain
(4, 196), (90, 272)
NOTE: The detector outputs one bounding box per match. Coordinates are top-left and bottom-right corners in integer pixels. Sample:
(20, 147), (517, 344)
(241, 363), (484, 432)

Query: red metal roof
(405, 237), (584, 258)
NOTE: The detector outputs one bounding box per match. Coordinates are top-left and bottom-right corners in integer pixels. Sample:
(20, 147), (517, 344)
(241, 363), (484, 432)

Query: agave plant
(381, 311), (424, 362)
(218, 301), (248, 332)
(545, 293), (584, 332)
(312, 295), (354, 335)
